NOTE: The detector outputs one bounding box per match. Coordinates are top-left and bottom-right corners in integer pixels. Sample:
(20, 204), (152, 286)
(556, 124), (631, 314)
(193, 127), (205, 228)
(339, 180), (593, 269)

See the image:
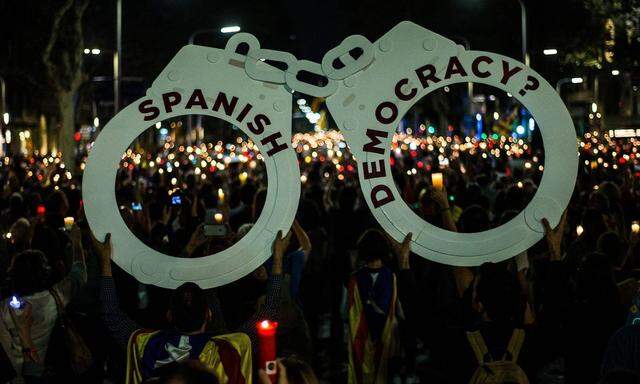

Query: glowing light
(543, 48), (558, 55)
(493, 112), (499, 120)
(9, 296), (20, 309)
(576, 225), (584, 236)
(611, 69), (620, 76)
(571, 77), (583, 84)
(220, 25), (241, 33)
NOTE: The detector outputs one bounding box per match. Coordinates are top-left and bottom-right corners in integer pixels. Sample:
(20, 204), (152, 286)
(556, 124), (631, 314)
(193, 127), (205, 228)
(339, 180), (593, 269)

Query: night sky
(0, 0), (597, 115)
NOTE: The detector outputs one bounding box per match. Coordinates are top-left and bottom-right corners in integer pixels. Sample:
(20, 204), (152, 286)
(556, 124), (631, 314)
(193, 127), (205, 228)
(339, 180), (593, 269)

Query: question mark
(519, 75), (539, 96)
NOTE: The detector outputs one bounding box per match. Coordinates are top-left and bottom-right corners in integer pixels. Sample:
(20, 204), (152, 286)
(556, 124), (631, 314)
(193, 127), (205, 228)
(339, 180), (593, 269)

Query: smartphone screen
(131, 202), (143, 211)
(171, 195), (182, 205)
(204, 209), (227, 237)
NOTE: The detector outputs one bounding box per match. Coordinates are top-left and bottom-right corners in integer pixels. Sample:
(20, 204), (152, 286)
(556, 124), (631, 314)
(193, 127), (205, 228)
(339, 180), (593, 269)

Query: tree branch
(42, 0), (74, 93)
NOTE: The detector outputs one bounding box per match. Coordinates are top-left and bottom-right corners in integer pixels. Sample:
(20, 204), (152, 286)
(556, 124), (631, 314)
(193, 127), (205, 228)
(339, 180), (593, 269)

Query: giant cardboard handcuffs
(83, 21), (578, 288)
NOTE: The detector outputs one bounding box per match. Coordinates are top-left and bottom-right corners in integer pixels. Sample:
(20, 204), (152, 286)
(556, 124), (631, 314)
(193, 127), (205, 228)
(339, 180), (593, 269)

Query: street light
(543, 48), (558, 56)
(556, 77), (583, 93)
(220, 26), (241, 34)
(84, 48), (101, 55)
(114, 0), (122, 114)
(517, 0), (528, 66)
(0, 76), (6, 123)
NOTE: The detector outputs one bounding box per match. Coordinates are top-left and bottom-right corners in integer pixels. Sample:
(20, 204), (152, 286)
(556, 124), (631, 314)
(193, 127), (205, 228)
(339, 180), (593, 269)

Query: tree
(561, 0), (640, 70)
(43, 0), (90, 171)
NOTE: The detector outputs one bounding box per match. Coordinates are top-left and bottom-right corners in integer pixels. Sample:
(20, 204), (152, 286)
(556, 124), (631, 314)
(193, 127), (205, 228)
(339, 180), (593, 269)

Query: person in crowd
(601, 324), (640, 376)
(0, 224), (87, 382)
(258, 357), (319, 384)
(346, 228), (408, 384)
(97, 228), (289, 383)
(1, 122), (639, 384)
(151, 360), (220, 384)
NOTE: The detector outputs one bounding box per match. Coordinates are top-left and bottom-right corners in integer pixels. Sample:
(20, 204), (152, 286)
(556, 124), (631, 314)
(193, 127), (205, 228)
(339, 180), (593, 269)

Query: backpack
(465, 329), (529, 384)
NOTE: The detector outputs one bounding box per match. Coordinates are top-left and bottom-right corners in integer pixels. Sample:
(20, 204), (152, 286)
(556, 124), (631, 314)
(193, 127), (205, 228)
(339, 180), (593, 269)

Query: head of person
(597, 231), (627, 267)
(8, 218), (32, 252)
(576, 252), (620, 306)
(9, 192), (25, 215)
(153, 360), (219, 384)
(357, 229), (390, 265)
(473, 262), (521, 323)
(588, 190), (611, 213)
(458, 205), (490, 233)
(167, 282), (211, 334)
(279, 356), (319, 384)
(598, 181), (621, 206)
(338, 185), (357, 212)
(7, 249), (53, 296)
(581, 208), (608, 243)
(46, 189), (69, 217)
(239, 182), (257, 207)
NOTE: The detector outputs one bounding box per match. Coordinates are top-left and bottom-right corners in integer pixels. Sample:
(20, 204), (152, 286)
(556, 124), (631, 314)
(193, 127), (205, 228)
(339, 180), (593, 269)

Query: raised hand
(541, 210), (568, 261)
(90, 231), (113, 274)
(69, 223), (82, 245)
(272, 230), (292, 275)
(429, 186), (450, 210)
(388, 232), (413, 270)
(185, 224), (207, 256)
(258, 360), (289, 384)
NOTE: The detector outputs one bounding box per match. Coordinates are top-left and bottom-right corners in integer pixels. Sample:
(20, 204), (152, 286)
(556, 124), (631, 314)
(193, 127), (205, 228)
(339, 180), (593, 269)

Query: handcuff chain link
(225, 32), (374, 97)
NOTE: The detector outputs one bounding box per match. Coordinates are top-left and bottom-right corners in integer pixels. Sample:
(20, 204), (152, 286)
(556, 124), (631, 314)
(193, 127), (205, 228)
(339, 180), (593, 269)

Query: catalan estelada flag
(125, 330), (252, 384)
(347, 267), (398, 384)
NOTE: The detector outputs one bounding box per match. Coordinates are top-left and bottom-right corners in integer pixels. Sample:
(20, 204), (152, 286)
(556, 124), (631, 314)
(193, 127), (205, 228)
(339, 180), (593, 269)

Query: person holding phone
(0, 224), (87, 381)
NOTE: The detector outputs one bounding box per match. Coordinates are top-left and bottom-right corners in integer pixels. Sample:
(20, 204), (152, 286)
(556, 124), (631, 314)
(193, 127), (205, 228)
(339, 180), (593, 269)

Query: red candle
(257, 320), (278, 382)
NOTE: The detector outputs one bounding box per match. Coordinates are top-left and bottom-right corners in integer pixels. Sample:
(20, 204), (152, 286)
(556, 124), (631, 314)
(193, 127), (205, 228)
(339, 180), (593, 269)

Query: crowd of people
(0, 126), (639, 384)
